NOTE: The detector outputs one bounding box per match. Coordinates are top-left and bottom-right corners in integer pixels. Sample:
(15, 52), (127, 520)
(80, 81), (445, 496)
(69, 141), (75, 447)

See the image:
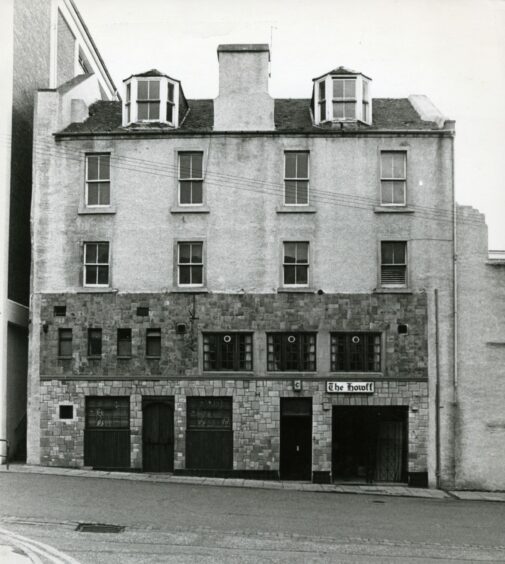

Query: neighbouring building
(0, 0), (117, 465)
(28, 42), (502, 489)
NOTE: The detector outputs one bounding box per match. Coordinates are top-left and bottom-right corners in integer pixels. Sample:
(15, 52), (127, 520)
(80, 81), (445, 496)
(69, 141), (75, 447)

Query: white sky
(77, 0), (505, 248)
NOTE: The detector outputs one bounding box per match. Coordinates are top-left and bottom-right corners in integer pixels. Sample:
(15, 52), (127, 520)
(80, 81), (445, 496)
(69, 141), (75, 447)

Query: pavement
(2, 463), (504, 502)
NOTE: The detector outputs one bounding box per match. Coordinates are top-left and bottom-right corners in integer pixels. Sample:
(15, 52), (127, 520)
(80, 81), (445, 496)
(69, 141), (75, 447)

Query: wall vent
(53, 306), (67, 317)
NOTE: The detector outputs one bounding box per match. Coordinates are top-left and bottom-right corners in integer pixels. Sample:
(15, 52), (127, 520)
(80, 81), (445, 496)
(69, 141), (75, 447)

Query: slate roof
(59, 98), (440, 135)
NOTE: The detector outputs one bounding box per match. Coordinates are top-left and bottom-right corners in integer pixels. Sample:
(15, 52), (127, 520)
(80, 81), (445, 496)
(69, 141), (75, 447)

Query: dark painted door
(143, 401), (174, 472)
(280, 398), (312, 480)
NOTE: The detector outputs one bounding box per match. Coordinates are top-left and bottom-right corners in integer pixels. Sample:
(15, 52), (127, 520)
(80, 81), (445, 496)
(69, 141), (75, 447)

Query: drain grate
(76, 523), (125, 533)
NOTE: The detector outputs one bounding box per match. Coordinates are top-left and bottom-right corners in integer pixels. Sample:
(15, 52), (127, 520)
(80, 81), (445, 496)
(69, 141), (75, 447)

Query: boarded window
(187, 397), (232, 430)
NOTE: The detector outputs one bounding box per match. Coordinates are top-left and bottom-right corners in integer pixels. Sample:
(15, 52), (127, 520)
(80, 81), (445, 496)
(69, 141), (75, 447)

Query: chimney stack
(214, 44), (274, 131)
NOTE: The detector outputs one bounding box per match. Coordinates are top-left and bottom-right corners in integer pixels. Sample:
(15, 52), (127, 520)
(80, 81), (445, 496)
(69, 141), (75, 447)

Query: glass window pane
(297, 153), (308, 178)
(393, 154), (405, 178)
(333, 101), (344, 118)
(192, 154), (203, 178)
(137, 81), (148, 99)
(344, 79), (356, 98)
(192, 265), (203, 285)
(381, 181), (393, 204)
(99, 155), (110, 179)
(344, 102), (356, 118)
(319, 101), (326, 121)
(98, 243), (109, 263)
(192, 181), (203, 204)
(284, 265), (296, 285)
(149, 80), (160, 99)
(393, 181), (405, 204)
(285, 153), (296, 178)
(148, 102), (160, 119)
(179, 181), (191, 204)
(284, 243), (296, 263)
(179, 154), (191, 179)
(126, 83), (131, 103)
(99, 182), (110, 205)
(296, 265), (308, 285)
(285, 181), (297, 204)
(167, 83), (174, 102)
(297, 181), (308, 204)
(297, 242), (308, 263)
(137, 102), (148, 119)
(191, 243), (203, 263)
(382, 153), (393, 177)
(85, 266), (97, 285)
(87, 183), (99, 205)
(381, 242), (394, 264)
(85, 244), (97, 264)
(393, 242), (406, 263)
(179, 243), (191, 263)
(318, 81), (325, 99)
(363, 81), (369, 101)
(179, 265), (191, 284)
(166, 103), (173, 123)
(333, 79), (344, 98)
(97, 266), (109, 285)
(87, 156), (99, 180)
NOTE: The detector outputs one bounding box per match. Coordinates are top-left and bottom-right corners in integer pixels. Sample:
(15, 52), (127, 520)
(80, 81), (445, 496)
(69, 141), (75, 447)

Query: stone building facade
(28, 44), (458, 487)
(0, 0), (117, 465)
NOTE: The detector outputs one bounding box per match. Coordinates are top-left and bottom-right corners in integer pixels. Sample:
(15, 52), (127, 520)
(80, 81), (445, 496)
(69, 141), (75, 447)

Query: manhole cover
(76, 523), (125, 533)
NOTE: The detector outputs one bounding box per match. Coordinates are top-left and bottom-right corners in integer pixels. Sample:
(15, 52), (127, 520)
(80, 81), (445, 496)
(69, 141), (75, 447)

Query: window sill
(87, 356), (102, 360)
(266, 372), (317, 377)
(57, 356), (73, 360)
(77, 288), (117, 294)
(374, 206), (414, 214)
(117, 356), (132, 360)
(170, 206), (210, 214)
(78, 206), (116, 215)
(277, 287), (315, 294)
(146, 356), (161, 360)
(276, 206), (316, 214)
(329, 372), (383, 377)
(203, 371), (255, 377)
(171, 287), (209, 293)
(373, 288), (412, 294)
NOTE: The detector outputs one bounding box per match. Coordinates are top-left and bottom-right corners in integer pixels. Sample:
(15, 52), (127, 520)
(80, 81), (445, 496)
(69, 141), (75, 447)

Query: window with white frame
(178, 242), (203, 286)
(284, 152), (309, 205)
(137, 79), (160, 120)
(318, 81), (326, 121)
(333, 78), (356, 119)
(84, 242), (110, 287)
(86, 154), (110, 206)
(167, 82), (175, 124)
(381, 241), (407, 287)
(362, 81), (370, 122)
(381, 152), (406, 206)
(125, 83), (131, 123)
(283, 242), (309, 286)
(179, 152), (203, 205)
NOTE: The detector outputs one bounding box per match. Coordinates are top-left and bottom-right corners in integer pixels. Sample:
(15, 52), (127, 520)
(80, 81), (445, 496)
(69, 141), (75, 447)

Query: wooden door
(143, 400), (174, 472)
(280, 398), (312, 480)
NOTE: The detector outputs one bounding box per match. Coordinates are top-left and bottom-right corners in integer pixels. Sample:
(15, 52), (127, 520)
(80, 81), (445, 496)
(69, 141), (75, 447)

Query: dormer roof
(123, 69), (181, 82)
(313, 66), (372, 81)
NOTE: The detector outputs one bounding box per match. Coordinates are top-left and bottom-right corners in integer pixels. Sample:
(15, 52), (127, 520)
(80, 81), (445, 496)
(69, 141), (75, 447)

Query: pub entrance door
(142, 398), (174, 472)
(280, 398), (312, 481)
(332, 406), (408, 483)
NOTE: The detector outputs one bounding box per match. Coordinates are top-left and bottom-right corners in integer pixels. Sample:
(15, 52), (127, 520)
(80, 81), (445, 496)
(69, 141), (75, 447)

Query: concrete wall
(456, 206), (505, 490)
(57, 8), (76, 86)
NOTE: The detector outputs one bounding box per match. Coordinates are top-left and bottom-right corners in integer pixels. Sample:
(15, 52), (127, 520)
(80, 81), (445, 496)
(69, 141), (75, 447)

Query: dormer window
(122, 70), (185, 127)
(313, 67), (372, 126)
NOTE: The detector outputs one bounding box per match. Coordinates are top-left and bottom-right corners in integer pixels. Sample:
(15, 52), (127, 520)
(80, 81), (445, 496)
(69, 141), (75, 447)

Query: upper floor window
(179, 152), (203, 205)
(178, 242), (203, 286)
(84, 242), (109, 287)
(267, 333), (316, 372)
(203, 333), (253, 371)
(331, 332), (381, 372)
(58, 329), (72, 358)
(86, 154), (110, 206)
(333, 78), (356, 119)
(283, 242), (309, 286)
(117, 328), (132, 358)
(87, 328), (102, 357)
(381, 152), (406, 206)
(122, 71), (182, 127)
(284, 152), (309, 205)
(381, 241), (407, 287)
(137, 79), (160, 120)
(146, 329), (161, 358)
(318, 81), (326, 121)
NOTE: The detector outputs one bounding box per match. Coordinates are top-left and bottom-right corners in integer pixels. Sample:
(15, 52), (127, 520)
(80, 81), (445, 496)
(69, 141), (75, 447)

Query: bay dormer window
(122, 70), (185, 127)
(313, 67), (372, 126)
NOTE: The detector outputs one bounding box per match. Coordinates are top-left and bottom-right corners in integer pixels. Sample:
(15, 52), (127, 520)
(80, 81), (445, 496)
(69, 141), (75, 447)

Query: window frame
(87, 328), (102, 358)
(267, 332), (317, 372)
(330, 332), (382, 372)
(380, 241), (408, 288)
(58, 328), (73, 358)
(332, 77), (357, 120)
(283, 241), (310, 287)
(136, 78), (161, 121)
(117, 328), (132, 358)
(85, 153), (111, 208)
(380, 151), (407, 207)
(284, 151), (309, 206)
(177, 241), (204, 287)
(146, 328), (161, 358)
(178, 151), (204, 206)
(83, 241), (110, 288)
(203, 333), (253, 372)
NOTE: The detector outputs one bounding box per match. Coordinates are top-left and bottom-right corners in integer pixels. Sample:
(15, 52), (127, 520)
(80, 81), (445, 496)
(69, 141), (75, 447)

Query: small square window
(58, 328), (72, 357)
(117, 328), (132, 357)
(146, 328), (161, 358)
(59, 405), (74, 420)
(136, 306), (149, 317)
(88, 328), (102, 357)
